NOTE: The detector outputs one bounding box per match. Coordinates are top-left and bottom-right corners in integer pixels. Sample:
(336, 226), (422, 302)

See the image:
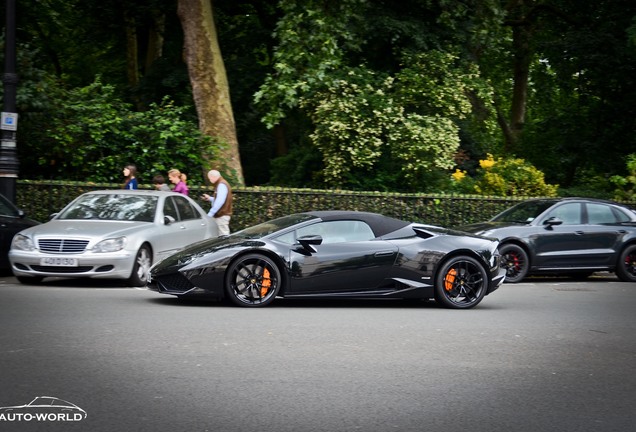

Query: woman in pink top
(168, 169), (189, 195)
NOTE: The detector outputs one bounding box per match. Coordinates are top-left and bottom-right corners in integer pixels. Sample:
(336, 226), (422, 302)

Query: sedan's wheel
(616, 244), (636, 282)
(225, 254), (281, 307)
(127, 245), (152, 287)
(499, 244), (529, 283)
(434, 256), (488, 309)
(16, 276), (44, 285)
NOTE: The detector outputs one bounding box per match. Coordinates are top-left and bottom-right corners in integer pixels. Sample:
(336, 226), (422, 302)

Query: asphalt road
(0, 273), (634, 432)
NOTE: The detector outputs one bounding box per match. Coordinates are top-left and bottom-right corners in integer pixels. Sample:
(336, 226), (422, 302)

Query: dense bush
(16, 180), (531, 230)
(18, 78), (214, 184)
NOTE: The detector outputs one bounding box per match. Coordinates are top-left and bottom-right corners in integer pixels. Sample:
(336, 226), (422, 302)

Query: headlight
(92, 237), (126, 253)
(11, 234), (35, 251)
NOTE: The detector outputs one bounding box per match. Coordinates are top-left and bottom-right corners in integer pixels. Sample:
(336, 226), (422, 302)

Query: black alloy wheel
(225, 254), (281, 307)
(434, 256), (488, 309)
(499, 243), (529, 283)
(616, 244), (636, 282)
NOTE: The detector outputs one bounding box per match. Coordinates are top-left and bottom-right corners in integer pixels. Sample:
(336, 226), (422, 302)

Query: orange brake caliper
(261, 268), (271, 297)
(444, 268), (457, 291)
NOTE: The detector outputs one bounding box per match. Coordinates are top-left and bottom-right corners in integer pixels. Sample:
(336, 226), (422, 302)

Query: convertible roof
(306, 211), (410, 237)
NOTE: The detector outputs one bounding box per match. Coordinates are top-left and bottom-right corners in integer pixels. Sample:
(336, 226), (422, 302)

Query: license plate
(40, 257), (78, 267)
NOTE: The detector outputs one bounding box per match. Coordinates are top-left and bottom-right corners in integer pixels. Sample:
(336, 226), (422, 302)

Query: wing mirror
(295, 234), (323, 254)
(164, 215), (176, 225)
(544, 217), (563, 228)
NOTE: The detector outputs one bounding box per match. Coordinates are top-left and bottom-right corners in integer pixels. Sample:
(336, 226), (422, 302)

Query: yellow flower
(479, 153), (496, 169)
(451, 169), (466, 181)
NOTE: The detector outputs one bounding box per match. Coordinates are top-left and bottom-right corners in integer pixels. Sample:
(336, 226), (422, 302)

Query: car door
(283, 220), (398, 294)
(151, 196), (208, 261)
(531, 202), (594, 268)
(577, 202), (631, 266)
(171, 195), (210, 244)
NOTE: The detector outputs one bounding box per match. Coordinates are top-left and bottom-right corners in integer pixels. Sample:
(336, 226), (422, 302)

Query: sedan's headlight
(11, 234), (35, 251)
(92, 237), (126, 253)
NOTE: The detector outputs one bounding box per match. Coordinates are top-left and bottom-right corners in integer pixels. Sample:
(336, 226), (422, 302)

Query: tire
(127, 245), (152, 287)
(434, 255), (488, 309)
(616, 244), (636, 282)
(16, 276), (44, 285)
(225, 254), (281, 307)
(499, 243), (529, 283)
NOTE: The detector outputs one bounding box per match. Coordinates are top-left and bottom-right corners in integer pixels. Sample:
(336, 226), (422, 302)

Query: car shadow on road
(147, 296), (456, 309)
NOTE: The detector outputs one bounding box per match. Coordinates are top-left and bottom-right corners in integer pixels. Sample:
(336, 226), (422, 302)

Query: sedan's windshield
(234, 213), (318, 239)
(492, 200), (557, 223)
(58, 194), (157, 222)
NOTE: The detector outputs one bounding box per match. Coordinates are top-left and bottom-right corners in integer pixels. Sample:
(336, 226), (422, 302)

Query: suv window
(544, 203), (582, 225)
(587, 203), (630, 224)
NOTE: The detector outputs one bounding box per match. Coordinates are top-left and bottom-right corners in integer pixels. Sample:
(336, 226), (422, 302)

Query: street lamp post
(1, 0), (19, 203)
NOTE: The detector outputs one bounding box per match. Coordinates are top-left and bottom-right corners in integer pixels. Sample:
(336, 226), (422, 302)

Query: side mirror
(164, 215), (176, 225)
(544, 217), (563, 228)
(295, 234), (323, 254)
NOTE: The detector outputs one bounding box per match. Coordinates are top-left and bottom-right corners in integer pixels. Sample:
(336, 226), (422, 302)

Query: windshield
(492, 200), (557, 223)
(234, 213), (318, 239)
(58, 194), (157, 222)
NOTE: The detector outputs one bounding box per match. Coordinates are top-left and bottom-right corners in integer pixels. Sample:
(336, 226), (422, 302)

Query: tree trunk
(124, 9), (139, 88)
(145, 12), (165, 73)
(509, 19), (531, 150)
(177, 0), (244, 185)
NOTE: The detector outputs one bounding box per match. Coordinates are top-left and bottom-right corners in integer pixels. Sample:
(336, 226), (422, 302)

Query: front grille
(156, 273), (195, 293)
(31, 265), (93, 273)
(39, 239), (89, 253)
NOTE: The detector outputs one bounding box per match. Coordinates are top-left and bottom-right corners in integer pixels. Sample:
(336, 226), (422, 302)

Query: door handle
(574, 231), (584, 235)
(374, 250), (395, 257)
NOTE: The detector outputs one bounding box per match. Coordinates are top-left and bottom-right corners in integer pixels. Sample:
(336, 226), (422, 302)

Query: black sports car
(458, 198), (636, 283)
(148, 211), (505, 309)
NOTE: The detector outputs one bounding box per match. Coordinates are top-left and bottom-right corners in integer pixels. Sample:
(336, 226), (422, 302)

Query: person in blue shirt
(123, 164), (138, 190)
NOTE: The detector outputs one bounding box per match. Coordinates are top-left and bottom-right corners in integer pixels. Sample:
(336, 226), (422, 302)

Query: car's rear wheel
(499, 243), (529, 283)
(434, 256), (488, 309)
(127, 245), (152, 287)
(225, 254), (281, 307)
(616, 244), (636, 282)
(16, 275), (44, 285)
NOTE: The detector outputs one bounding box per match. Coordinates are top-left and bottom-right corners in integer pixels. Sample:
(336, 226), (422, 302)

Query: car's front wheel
(616, 244), (636, 282)
(225, 254), (281, 307)
(499, 243), (529, 283)
(434, 256), (488, 309)
(127, 245), (152, 287)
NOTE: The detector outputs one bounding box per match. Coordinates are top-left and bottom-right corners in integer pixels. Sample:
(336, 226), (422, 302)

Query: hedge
(14, 180), (580, 231)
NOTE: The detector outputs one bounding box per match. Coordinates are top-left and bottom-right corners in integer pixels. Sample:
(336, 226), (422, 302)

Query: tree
(177, 0), (244, 185)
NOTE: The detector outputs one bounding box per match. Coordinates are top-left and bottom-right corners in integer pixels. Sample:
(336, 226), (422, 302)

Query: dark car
(0, 193), (39, 270)
(148, 211), (505, 309)
(457, 198), (636, 283)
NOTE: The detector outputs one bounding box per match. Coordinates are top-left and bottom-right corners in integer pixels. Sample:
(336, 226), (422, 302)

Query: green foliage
(258, 9), (498, 190)
(19, 77), (213, 185)
(610, 154), (636, 201)
(253, 0), (366, 128)
(454, 154), (558, 197)
(16, 180), (534, 229)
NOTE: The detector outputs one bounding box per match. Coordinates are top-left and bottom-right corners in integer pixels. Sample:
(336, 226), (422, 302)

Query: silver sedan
(9, 190), (217, 286)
